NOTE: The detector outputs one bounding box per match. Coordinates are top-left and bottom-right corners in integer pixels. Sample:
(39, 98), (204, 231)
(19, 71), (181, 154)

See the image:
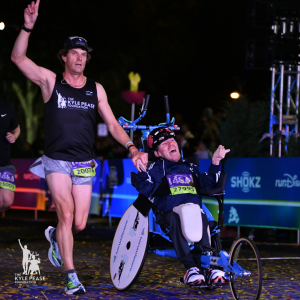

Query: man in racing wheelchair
(135, 127), (230, 287)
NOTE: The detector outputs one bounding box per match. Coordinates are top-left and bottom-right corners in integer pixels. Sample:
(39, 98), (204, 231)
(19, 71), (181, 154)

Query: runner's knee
(74, 222), (86, 233)
(58, 211), (74, 228)
(0, 191), (14, 212)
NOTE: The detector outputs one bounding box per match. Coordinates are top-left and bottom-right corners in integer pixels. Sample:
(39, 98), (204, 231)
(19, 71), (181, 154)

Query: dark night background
(0, 0), (271, 122)
(7, 0), (300, 159)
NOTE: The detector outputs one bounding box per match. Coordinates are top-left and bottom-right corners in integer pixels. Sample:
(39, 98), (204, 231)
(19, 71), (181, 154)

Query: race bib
(0, 171), (16, 192)
(71, 161), (96, 177)
(166, 174), (197, 195)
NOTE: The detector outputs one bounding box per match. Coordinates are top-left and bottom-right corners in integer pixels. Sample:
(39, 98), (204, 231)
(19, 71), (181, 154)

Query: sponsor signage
(224, 157), (300, 229)
(101, 159), (138, 218)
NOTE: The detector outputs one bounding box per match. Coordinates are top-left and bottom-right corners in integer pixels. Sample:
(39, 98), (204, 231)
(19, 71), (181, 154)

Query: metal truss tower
(270, 65), (300, 156)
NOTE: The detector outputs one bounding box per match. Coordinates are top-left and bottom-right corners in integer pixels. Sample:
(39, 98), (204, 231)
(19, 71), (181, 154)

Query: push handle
(164, 95), (170, 114)
(144, 94), (150, 110)
(164, 95), (170, 124)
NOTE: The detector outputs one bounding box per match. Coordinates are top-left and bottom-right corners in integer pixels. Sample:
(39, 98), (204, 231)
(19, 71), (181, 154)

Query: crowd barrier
(101, 159), (138, 218)
(5, 158), (300, 231)
(10, 159), (47, 219)
(4, 159), (101, 219)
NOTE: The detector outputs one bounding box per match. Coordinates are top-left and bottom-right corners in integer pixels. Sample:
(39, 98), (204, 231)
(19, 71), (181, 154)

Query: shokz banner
(223, 157), (300, 229)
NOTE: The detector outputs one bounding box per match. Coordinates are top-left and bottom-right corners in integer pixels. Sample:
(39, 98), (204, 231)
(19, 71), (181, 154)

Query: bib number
(0, 171), (16, 192)
(167, 173), (197, 196)
(71, 161), (96, 177)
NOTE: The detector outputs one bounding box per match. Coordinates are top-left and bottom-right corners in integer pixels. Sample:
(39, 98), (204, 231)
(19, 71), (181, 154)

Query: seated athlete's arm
(11, 0), (55, 102)
(197, 145), (230, 190)
(196, 163), (221, 190)
(135, 162), (165, 198)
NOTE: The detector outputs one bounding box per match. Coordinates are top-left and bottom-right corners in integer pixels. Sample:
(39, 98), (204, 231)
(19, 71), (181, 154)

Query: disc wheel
(110, 205), (150, 291)
(229, 238), (262, 300)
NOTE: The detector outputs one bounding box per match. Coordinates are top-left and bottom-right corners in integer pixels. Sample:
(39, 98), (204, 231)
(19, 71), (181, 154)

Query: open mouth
(169, 148), (176, 153)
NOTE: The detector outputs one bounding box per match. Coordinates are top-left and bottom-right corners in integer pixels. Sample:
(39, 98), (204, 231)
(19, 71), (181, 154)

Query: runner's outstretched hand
(24, 0), (40, 29)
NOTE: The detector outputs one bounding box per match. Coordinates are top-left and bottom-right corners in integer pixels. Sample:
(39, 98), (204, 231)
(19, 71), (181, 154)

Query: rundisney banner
(223, 157), (300, 230)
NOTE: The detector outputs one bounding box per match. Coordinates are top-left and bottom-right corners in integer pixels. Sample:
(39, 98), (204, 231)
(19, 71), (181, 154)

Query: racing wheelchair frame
(110, 95), (262, 299)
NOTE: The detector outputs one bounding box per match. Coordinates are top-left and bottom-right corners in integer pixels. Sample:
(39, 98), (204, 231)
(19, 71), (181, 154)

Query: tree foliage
(12, 79), (43, 144)
(219, 96), (270, 157)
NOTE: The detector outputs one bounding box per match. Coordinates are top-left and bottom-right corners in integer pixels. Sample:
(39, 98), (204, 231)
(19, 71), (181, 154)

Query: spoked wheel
(229, 238), (262, 300)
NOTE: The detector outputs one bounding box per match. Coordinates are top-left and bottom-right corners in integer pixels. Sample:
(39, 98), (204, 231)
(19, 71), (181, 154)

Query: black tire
(229, 238), (262, 300)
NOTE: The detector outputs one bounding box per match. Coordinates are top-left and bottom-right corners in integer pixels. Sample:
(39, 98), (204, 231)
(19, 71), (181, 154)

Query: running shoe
(65, 272), (86, 295)
(183, 267), (205, 286)
(206, 268), (230, 285)
(44, 226), (63, 267)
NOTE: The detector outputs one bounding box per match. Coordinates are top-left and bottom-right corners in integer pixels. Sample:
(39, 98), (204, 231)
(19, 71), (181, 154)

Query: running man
(0, 98), (20, 212)
(11, 0), (147, 295)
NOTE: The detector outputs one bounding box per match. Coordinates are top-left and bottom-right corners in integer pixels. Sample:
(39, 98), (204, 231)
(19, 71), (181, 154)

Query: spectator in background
(176, 130), (187, 149)
(201, 108), (220, 151)
(102, 134), (117, 159)
(181, 123), (194, 139)
(0, 98), (21, 212)
(32, 129), (44, 157)
(176, 131), (197, 158)
(112, 143), (129, 159)
(194, 139), (212, 159)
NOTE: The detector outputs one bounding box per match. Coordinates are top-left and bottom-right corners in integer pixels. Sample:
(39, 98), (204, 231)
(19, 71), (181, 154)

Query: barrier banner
(199, 159), (221, 221)
(101, 159), (138, 218)
(11, 159), (47, 210)
(90, 159), (101, 215)
(224, 157), (300, 230)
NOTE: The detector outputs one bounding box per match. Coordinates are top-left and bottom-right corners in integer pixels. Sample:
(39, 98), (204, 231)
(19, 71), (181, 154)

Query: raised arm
(96, 83), (148, 171)
(11, 0), (55, 102)
(18, 239), (24, 250)
(196, 145), (230, 190)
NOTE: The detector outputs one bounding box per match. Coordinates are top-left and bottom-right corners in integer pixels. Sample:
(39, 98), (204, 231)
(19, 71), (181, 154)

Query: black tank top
(44, 74), (98, 161)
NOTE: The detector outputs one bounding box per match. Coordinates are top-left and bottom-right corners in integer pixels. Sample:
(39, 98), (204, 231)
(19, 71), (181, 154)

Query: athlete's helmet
(147, 127), (176, 151)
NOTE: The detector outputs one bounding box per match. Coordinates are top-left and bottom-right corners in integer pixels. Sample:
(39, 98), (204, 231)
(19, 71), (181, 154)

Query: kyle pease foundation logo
(15, 239), (46, 284)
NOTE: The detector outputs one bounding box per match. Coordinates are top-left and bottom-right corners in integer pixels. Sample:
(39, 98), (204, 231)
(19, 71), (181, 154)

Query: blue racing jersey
(135, 158), (221, 214)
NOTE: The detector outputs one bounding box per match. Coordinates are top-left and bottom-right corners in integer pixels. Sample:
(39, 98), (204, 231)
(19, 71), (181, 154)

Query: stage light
(230, 92), (240, 99)
(0, 22), (5, 30)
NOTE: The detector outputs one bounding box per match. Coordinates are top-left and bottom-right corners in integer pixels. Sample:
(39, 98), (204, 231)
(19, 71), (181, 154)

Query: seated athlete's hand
(131, 150), (148, 172)
(212, 145), (230, 165)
